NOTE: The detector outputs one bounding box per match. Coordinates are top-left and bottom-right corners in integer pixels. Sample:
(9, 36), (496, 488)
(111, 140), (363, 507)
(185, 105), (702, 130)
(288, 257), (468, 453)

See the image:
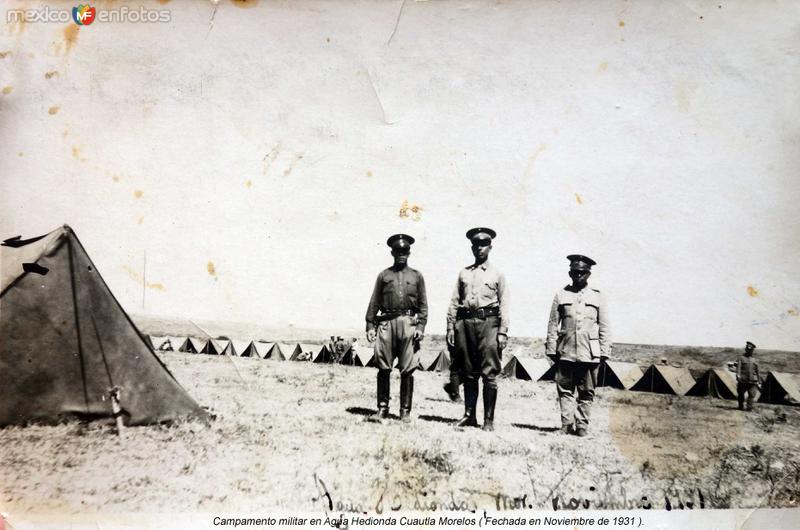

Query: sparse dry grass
(1, 353), (799, 515)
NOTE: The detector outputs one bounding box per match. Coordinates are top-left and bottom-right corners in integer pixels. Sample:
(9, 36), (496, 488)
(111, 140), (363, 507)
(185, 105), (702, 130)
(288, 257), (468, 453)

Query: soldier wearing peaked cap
(446, 228), (509, 432)
(365, 234), (428, 423)
(736, 341), (760, 411)
(545, 254), (611, 437)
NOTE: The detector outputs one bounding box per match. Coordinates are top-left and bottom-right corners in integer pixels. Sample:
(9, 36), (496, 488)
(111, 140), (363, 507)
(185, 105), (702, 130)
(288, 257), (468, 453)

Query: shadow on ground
(511, 423), (560, 432)
(418, 414), (458, 425)
(346, 407), (401, 421)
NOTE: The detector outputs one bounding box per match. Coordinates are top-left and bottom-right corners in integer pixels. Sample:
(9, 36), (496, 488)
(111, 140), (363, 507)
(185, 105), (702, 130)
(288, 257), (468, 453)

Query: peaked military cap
(567, 254), (596, 270)
(386, 233), (415, 249)
(746, 341), (756, 349)
(466, 227), (496, 242)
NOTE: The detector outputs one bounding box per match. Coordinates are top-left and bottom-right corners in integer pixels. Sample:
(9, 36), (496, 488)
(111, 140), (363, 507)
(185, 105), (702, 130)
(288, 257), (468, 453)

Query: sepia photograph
(1, 1), (799, 528)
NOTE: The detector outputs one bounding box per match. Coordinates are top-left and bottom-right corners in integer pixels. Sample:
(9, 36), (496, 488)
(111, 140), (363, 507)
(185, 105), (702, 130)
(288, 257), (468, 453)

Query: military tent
(630, 365), (695, 395)
(253, 341), (274, 359)
(597, 361), (644, 390)
(501, 356), (553, 381)
(296, 343), (319, 361)
(314, 344), (336, 363)
(227, 339), (252, 357)
(201, 338), (226, 355)
(539, 361), (558, 381)
(0, 226), (206, 426)
(216, 339), (233, 355)
(351, 347), (375, 367)
(269, 342), (300, 361)
(339, 345), (359, 365)
(686, 367), (738, 399)
(148, 335), (167, 350)
(421, 350), (451, 372)
(417, 350), (439, 371)
(179, 337), (205, 354)
(160, 336), (184, 352)
(759, 372), (800, 406)
(236, 341), (257, 357)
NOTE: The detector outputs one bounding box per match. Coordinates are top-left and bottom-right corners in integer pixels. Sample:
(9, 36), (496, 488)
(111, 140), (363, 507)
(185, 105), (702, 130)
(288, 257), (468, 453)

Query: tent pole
(67, 236), (92, 413)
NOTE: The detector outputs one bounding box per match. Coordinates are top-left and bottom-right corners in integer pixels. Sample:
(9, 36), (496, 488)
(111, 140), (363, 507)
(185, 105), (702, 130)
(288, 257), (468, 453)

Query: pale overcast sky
(2, 1), (798, 350)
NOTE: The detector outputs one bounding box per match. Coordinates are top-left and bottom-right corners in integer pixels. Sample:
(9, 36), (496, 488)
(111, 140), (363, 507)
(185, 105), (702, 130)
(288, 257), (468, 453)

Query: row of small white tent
(147, 335), (340, 362)
(149, 334), (455, 371)
(148, 334), (800, 406)
(499, 355), (800, 406)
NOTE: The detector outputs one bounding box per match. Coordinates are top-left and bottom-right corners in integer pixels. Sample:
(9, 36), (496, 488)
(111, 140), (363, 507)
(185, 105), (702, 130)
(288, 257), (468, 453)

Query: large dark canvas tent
(759, 372), (800, 406)
(631, 365), (695, 395)
(686, 367), (738, 399)
(597, 361), (644, 389)
(0, 226), (205, 426)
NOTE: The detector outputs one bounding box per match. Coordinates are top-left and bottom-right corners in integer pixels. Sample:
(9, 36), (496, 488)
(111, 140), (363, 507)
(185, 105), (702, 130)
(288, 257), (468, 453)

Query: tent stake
(110, 387), (125, 438)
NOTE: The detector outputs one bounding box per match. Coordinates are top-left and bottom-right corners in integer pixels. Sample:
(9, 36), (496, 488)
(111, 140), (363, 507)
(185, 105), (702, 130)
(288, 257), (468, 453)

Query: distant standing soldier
(545, 255), (611, 437)
(350, 338), (360, 366)
(447, 228), (509, 431)
(736, 341), (760, 411)
(335, 336), (346, 363)
(365, 234), (428, 422)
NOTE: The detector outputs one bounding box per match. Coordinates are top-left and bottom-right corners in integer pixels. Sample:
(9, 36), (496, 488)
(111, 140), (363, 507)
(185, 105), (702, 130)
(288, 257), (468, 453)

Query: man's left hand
(497, 333), (508, 351)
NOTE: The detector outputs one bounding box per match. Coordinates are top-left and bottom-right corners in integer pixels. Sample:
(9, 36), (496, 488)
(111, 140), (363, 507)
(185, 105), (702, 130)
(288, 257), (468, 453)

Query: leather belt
(456, 306), (500, 320)
(376, 309), (416, 322)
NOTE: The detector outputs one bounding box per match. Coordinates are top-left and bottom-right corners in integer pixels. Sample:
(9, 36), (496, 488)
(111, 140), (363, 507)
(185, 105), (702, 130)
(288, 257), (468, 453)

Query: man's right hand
(446, 330), (455, 347)
(367, 329), (376, 343)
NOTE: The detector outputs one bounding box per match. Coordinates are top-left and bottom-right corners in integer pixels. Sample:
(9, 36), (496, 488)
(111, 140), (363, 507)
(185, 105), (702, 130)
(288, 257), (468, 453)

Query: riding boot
(372, 370), (390, 420)
(482, 384), (497, 431)
(443, 370), (461, 402)
(399, 375), (414, 423)
(456, 380), (479, 427)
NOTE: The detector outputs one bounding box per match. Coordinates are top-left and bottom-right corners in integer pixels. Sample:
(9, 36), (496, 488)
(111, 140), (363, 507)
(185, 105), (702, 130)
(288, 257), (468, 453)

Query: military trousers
(737, 382), (759, 410)
(454, 315), (501, 387)
(374, 315), (419, 375)
(447, 341), (462, 386)
(555, 360), (599, 428)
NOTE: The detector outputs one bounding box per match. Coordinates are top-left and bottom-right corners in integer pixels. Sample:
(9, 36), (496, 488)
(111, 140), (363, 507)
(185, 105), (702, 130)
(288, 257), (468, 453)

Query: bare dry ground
(1, 352), (799, 516)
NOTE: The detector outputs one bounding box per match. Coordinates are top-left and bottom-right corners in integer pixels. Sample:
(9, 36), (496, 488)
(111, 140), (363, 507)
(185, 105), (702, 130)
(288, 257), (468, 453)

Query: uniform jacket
(446, 261), (509, 335)
(736, 355), (760, 384)
(365, 266), (428, 333)
(545, 284), (611, 363)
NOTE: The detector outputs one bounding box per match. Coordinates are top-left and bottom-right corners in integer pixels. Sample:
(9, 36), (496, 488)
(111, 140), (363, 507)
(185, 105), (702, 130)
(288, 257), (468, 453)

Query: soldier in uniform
(365, 234), (428, 422)
(736, 341), (760, 411)
(545, 255), (611, 437)
(446, 228), (509, 431)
